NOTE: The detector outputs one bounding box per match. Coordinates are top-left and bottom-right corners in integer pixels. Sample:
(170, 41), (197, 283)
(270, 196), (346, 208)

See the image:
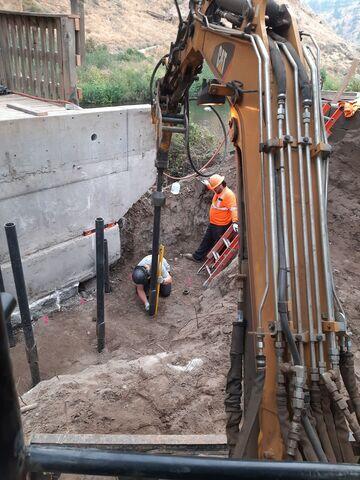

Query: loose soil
(13, 163), (239, 440)
(8, 118), (360, 480)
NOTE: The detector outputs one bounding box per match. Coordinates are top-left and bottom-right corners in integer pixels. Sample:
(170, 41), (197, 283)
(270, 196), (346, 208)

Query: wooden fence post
(60, 15), (78, 103)
(70, 0), (85, 62)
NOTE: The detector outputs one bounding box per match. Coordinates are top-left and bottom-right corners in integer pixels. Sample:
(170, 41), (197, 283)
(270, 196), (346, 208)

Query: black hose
(173, 0), (183, 26)
(184, 92), (227, 177)
(149, 55), (169, 106)
(265, 0), (291, 31)
(275, 167), (301, 366)
(269, 32), (312, 102)
(268, 37), (286, 96)
(275, 157), (327, 462)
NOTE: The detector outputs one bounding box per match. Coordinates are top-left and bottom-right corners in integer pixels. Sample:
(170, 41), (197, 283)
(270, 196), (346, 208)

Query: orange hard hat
(208, 174), (225, 190)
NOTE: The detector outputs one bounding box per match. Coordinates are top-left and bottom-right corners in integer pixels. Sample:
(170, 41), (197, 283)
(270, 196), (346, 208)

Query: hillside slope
(4, 0), (358, 77)
(304, 0), (360, 46)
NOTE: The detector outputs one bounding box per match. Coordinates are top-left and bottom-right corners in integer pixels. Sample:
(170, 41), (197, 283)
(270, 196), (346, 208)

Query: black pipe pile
(5, 223), (40, 386)
(96, 218), (105, 352)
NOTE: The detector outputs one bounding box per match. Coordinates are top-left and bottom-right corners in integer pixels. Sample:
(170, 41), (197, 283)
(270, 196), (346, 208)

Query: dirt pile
(328, 114), (360, 342)
(14, 118), (360, 443)
(20, 260), (237, 439)
(18, 161), (238, 437)
(120, 161), (237, 260)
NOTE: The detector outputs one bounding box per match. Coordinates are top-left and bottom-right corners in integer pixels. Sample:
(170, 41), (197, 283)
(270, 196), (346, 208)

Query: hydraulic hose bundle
(268, 28), (360, 463)
(150, 0), (360, 464)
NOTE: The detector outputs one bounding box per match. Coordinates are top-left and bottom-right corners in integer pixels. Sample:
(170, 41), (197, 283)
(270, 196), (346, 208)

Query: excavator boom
(150, 0), (359, 462)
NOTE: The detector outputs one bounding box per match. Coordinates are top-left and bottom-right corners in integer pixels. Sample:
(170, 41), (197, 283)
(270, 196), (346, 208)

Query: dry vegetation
(2, 0), (358, 78)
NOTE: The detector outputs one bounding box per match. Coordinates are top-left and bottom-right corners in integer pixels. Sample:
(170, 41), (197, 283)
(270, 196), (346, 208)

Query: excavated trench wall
(0, 105), (156, 318)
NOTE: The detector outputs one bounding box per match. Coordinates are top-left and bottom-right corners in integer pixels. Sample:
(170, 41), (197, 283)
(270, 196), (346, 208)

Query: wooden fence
(0, 11), (81, 103)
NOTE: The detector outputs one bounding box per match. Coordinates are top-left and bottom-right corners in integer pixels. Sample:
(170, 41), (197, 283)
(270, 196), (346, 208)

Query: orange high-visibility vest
(209, 186), (238, 226)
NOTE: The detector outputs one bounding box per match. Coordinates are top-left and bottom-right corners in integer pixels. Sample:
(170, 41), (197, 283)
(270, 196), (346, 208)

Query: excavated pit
(9, 117), (360, 458)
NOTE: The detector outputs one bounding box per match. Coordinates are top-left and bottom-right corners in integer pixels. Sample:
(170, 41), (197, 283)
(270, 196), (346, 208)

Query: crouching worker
(132, 254), (172, 311)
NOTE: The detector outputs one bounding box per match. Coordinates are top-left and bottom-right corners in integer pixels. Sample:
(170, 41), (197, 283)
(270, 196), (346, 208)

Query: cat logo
(212, 43), (235, 77)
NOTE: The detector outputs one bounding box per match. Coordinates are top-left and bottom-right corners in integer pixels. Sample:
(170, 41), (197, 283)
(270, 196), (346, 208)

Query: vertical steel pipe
(0, 264), (15, 348)
(0, 292), (26, 480)
(241, 33), (270, 337)
(149, 169), (165, 316)
(303, 47), (338, 369)
(5, 223), (40, 386)
(253, 34), (279, 323)
(280, 44), (322, 384)
(283, 96), (304, 359)
(104, 239), (111, 294)
(304, 43), (345, 339)
(0, 264), (4, 292)
(96, 218), (105, 353)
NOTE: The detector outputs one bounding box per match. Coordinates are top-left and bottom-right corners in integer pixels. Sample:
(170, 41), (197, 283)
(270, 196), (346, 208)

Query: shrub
(78, 43), (155, 106)
(22, 0), (43, 12)
(348, 75), (360, 92)
(84, 44), (114, 70)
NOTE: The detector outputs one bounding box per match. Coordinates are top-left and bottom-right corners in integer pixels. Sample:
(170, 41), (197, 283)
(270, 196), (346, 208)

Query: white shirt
(137, 255), (171, 280)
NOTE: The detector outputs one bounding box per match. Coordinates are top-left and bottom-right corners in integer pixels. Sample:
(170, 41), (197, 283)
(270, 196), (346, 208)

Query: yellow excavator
(1, 1), (360, 477)
(148, 0), (360, 463)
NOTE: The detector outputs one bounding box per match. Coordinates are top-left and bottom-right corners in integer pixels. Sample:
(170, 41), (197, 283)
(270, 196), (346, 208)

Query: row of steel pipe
(279, 43), (319, 376)
(192, 11), (327, 459)
(303, 46), (339, 370)
(303, 38), (350, 350)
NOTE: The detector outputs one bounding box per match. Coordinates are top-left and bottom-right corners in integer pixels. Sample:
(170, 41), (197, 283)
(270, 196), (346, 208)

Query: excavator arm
(149, 0), (359, 463)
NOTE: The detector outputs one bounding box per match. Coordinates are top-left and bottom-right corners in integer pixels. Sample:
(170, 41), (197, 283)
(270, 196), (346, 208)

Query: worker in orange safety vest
(184, 174), (238, 262)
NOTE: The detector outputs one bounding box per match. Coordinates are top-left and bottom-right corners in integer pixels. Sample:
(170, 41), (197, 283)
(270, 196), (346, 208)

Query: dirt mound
(21, 263), (236, 439)
(15, 118), (360, 442)
(119, 160), (237, 260)
(328, 114), (360, 341)
(17, 161), (238, 437)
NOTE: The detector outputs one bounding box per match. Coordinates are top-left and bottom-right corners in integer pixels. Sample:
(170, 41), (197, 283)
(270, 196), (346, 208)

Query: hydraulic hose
(276, 159), (327, 462)
(173, 0), (183, 26)
(270, 40), (327, 463)
(184, 92), (227, 177)
(269, 32), (312, 102)
(149, 55), (169, 106)
(268, 37), (286, 96)
(275, 167), (300, 366)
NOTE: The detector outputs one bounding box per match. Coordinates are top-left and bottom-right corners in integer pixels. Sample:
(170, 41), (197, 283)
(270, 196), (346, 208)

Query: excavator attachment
(150, 0), (360, 462)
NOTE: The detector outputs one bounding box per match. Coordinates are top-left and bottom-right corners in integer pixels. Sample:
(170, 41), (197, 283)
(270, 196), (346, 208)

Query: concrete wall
(0, 105), (156, 310)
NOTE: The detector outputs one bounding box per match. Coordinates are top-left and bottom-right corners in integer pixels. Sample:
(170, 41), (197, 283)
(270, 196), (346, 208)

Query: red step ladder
(197, 224), (239, 287)
(323, 103), (344, 137)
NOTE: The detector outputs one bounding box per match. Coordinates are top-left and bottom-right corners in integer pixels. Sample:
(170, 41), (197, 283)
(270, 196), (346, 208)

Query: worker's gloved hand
(157, 276), (164, 284)
(200, 179), (210, 194)
(233, 223), (239, 233)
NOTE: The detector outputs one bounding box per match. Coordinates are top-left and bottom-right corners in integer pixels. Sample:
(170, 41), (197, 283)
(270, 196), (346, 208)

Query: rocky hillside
(2, 0), (358, 76)
(304, 0), (360, 46)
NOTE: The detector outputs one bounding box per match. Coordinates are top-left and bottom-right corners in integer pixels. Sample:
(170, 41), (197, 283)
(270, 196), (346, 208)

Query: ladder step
(162, 126), (186, 134)
(162, 115), (185, 125)
(212, 251), (220, 261)
(222, 238), (230, 248)
(205, 265), (211, 275)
